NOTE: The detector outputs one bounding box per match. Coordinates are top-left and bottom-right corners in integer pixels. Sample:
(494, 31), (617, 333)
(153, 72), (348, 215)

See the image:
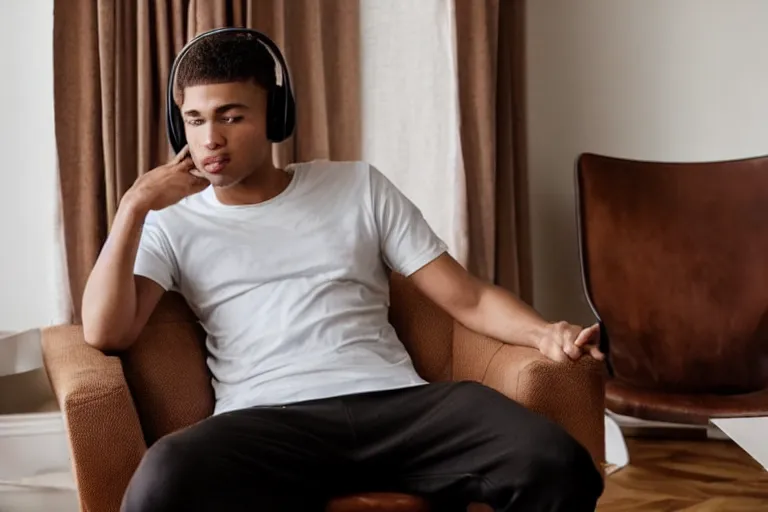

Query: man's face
(181, 81), (271, 188)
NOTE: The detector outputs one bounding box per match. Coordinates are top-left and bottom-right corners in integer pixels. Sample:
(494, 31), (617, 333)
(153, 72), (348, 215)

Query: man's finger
(563, 342), (582, 361)
(574, 323), (600, 347)
(589, 345), (605, 361)
(539, 340), (567, 363)
(174, 157), (196, 172)
(171, 145), (190, 165)
(187, 175), (208, 193)
(189, 167), (207, 179)
(548, 348), (569, 364)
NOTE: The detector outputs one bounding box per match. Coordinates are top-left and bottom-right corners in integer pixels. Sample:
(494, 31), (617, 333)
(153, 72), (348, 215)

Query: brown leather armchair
(576, 152), (768, 425)
(42, 273), (605, 512)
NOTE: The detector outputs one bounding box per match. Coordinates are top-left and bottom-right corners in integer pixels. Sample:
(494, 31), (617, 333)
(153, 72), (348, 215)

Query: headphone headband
(165, 27), (296, 153)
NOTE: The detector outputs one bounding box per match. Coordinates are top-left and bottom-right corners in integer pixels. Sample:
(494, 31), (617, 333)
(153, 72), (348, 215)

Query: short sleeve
(368, 164), (448, 276)
(134, 211), (178, 291)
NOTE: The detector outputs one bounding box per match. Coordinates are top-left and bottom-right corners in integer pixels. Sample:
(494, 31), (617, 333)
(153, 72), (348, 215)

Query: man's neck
(213, 162), (292, 206)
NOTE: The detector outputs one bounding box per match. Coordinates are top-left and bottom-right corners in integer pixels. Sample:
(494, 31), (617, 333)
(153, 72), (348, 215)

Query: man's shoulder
(142, 189), (207, 231)
(296, 160), (406, 206)
(293, 159), (380, 195)
(296, 159), (372, 178)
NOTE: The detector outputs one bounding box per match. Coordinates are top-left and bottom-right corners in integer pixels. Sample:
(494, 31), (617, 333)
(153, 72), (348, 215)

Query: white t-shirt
(134, 160), (448, 414)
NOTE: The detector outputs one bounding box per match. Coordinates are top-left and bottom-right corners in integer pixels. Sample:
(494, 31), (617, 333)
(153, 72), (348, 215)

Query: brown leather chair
(42, 273), (605, 511)
(575, 152), (768, 425)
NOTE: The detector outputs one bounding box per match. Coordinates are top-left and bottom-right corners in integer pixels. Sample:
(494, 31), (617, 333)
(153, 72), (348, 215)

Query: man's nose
(204, 123), (225, 150)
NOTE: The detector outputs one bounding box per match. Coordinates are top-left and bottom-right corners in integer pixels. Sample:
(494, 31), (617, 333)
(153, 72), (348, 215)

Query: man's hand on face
(536, 322), (605, 363)
(124, 145), (209, 213)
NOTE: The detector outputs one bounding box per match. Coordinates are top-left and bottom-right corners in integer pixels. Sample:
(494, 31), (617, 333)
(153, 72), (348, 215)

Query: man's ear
(172, 84), (184, 108)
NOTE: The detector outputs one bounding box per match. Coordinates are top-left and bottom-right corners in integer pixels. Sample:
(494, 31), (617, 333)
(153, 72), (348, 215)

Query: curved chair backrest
(575, 153), (768, 394)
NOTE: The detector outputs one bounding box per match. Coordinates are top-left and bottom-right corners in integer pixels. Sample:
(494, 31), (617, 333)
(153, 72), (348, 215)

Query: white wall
(0, 0), (68, 332)
(526, 0), (768, 323)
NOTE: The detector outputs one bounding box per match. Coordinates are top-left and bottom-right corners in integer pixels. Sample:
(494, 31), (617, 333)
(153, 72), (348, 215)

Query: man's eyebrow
(182, 103), (250, 117)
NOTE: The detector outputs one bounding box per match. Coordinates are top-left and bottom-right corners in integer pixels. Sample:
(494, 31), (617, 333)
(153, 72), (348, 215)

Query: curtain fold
(54, 0), (360, 322)
(54, 0), (105, 323)
(453, 0), (531, 302)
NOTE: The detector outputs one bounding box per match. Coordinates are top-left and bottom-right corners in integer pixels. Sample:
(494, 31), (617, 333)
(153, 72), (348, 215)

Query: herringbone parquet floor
(597, 437), (768, 511)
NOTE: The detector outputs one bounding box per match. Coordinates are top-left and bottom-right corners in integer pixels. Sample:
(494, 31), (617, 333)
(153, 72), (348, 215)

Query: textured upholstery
(42, 274), (605, 512)
(388, 273), (453, 382)
(576, 152), (768, 424)
(41, 325), (146, 511)
(453, 323), (606, 468)
(121, 292), (213, 444)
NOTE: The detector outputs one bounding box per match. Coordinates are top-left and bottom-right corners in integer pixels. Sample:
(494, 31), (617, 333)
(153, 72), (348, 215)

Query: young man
(82, 32), (604, 511)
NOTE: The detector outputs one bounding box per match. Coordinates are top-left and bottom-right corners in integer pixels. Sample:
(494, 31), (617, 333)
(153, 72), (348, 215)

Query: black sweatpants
(121, 381), (603, 511)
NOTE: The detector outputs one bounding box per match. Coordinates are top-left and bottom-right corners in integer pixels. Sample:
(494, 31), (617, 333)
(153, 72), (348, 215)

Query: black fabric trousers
(121, 381), (603, 511)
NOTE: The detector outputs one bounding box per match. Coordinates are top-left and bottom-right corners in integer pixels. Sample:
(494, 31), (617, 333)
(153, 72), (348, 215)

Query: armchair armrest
(452, 323), (606, 470)
(41, 325), (146, 512)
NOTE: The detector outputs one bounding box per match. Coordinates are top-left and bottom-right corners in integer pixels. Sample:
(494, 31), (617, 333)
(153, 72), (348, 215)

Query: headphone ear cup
(266, 86), (288, 142)
(284, 89), (296, 140)
(173, 107), (187, 152)
(166, 96), (187, 154)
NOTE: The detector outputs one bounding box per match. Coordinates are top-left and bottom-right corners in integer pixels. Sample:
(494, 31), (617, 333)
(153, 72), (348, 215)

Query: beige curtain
(53, 0), (360, 322)
(454, 0), (532, 302)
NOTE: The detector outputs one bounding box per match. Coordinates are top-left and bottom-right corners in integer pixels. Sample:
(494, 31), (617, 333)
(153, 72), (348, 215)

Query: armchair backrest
(121, 272), (454, 445)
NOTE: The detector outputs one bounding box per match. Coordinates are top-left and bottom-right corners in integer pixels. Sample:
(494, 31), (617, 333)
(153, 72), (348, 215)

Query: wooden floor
(597, 437), (768, 511)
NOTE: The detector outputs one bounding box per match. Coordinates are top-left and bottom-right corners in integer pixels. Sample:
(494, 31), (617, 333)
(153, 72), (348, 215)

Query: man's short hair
(173, 31), (276, 106)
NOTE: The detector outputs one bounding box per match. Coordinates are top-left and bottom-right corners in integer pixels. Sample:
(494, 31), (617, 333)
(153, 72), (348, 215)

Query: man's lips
(202, 156), (230, 174)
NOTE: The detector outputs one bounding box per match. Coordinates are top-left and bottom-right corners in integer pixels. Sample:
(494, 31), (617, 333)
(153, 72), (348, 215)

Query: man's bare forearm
(81, 148), (206, 351)
(460, 283), (551, 350)
(81, 197), (147, 350)
(461, 283), (601, 361)
(410, 253), (601, 362)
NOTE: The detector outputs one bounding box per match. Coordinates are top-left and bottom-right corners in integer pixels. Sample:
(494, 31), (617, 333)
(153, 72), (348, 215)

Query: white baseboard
(0, 412), (72, 482)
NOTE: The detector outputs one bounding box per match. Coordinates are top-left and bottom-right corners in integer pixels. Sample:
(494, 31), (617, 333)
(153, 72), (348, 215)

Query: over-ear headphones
(165, 27), (296, 154)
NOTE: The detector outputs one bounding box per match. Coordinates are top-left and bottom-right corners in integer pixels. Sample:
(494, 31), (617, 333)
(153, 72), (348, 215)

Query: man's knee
(457, 382), (604, 504)
(439, 382), (604, 506)
(121, 434), (200, 511)
(522, 425), (604, 504)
